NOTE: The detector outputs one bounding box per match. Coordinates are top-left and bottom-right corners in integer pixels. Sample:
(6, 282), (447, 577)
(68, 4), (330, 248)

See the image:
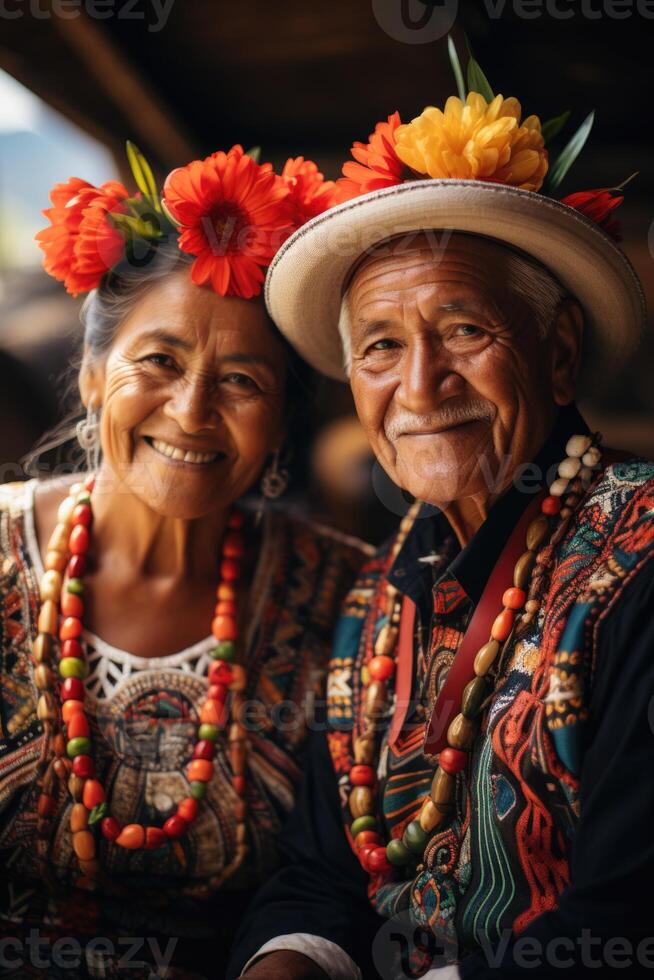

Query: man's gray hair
(337, 247), (569, 376)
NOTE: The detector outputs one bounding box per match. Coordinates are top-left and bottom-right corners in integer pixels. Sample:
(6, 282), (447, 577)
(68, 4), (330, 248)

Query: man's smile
(394, 418), (487, 439)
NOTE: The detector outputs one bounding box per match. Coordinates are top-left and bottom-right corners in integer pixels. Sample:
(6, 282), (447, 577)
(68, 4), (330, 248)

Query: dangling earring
(261, 450), (289, 500)
(76, 402), (101, 473)
(257, 450), (289, 524)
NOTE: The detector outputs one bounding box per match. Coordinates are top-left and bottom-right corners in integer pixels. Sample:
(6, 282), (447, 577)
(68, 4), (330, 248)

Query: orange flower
(335, 112), (406, 201)
(281, 156), (338, 223)
(36, 178), (129, 296)
(163, 146), (294, 299)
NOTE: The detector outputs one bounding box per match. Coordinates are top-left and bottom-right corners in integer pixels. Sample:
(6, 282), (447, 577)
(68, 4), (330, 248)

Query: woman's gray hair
(81, 241), (194, 358)
(337, 242), (569, 375)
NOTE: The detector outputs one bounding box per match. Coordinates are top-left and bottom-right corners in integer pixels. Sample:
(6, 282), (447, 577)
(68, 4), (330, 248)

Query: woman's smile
(143, 435), (227, 467)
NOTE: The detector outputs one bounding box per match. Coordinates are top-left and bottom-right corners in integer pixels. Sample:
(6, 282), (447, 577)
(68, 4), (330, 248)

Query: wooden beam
(48, 6), (196, 168)
(0, 46), (124, 159)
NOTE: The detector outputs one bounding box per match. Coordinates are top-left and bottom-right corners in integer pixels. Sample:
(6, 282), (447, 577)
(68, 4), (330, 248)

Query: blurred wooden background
(0, 0), (652, 536)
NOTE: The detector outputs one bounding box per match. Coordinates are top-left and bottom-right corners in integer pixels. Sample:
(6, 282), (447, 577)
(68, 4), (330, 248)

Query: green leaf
(245, 145), (261, 163)
(612, 171), (638, 192)
(128, 194), (168, 226)
(462, 33), (494, 101)
(107, 211), (133, 232)
(88, 802), (107, 825)
(126, 197), (145, 220)
(108, 211), (162, 241)
(447, 35), (466, 101)
(541, 110), (571, 145)
(123, 197), (178, 239)
(160, 198), (181, 230)
(466, 56), (494, 102)
(544, 110), (595, 193)
(126, 140), (162, 213)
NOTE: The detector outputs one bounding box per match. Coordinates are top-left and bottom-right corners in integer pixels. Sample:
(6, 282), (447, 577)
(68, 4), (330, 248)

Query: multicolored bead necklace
(33, 475), (249, 888)
(346, 434), (603, 877)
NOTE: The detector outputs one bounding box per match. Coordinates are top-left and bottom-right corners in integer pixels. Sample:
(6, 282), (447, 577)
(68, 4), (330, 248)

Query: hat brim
(265, 179), (647, 381)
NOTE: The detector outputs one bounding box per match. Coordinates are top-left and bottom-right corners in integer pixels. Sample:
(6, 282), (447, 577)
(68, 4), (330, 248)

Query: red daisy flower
(163, 146), (294, 299)
(335, 112), (406, 202)
(281, 156), (339, 224)
(36, 178), (129, 296)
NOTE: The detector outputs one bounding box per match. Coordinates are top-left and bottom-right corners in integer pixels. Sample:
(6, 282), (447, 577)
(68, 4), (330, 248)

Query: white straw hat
(265, 179), (647, 381)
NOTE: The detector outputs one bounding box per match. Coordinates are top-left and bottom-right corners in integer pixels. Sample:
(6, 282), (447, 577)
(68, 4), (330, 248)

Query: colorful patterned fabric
(0, 480), (369, 977)
(326, 458), (654, 959)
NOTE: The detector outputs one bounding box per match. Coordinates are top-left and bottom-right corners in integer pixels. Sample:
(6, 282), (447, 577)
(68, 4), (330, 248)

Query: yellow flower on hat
(394, 92), (548, 192)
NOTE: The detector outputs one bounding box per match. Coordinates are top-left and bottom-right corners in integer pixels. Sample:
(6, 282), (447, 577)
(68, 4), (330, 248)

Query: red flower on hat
(335, 112), (407, 201)
(36, 178), (129, 296)
(163, 146), (294, 299)
(560, 188), (624, 242)
(281, 156), (339, 223)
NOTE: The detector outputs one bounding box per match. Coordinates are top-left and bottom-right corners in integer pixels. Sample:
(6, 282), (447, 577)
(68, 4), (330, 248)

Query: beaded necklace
(346, 434), (603, 876)
(32, 475), (249, 888)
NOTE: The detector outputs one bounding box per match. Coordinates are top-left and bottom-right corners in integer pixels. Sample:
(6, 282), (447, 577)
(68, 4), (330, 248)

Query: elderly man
(228, 88), (653, 980)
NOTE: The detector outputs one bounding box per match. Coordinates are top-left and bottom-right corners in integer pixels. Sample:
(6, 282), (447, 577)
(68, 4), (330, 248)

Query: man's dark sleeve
(226, 715), (385, 979)
(460, 557), (654, 979)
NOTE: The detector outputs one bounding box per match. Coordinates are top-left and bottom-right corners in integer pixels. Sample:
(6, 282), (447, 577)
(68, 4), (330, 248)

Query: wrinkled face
(346, 232), (579, 508)
(81, 270), (288, 519)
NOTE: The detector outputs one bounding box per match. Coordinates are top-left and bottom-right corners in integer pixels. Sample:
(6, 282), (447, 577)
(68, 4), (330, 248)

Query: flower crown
(333, 36), (634, 243)
(36, 143), (339, 299)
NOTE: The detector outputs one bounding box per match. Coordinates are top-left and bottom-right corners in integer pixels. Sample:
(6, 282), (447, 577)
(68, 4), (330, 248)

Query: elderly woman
(229, 70), (654, 980)
(0, 145), (369, 978)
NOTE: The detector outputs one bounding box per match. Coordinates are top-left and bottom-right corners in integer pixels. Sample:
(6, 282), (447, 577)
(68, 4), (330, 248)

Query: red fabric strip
(387, 595), (415, 750)
(423, 489), (547, 755)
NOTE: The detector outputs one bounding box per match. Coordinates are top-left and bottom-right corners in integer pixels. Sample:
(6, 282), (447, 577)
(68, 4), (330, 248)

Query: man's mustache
(384, 401), (495, 441)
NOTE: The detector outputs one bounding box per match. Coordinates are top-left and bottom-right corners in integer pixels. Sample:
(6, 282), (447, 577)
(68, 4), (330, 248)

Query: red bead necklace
(33, 475), (249, 885)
